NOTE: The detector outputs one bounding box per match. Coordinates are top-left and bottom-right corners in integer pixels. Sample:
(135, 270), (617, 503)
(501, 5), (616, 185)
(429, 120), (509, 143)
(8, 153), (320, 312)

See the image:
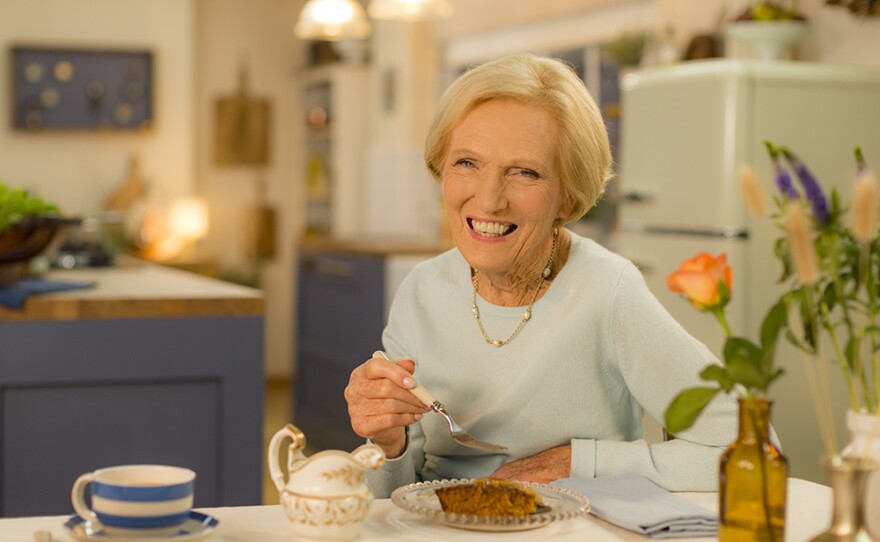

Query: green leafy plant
(764, 143), (880, 420)
(602, 31), (653, 67)
(0, 182), (60, 234)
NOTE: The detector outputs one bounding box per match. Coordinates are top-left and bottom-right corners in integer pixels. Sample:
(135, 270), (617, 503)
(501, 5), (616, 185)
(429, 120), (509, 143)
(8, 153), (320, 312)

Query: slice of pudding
(435, 478), (541, 517)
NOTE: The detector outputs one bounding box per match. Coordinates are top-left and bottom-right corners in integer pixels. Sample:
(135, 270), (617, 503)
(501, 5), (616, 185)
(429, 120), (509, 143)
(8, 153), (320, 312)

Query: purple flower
(780, 147), (830, 226)
(763, 141), (799, 200)
(774, 165), (799, 201)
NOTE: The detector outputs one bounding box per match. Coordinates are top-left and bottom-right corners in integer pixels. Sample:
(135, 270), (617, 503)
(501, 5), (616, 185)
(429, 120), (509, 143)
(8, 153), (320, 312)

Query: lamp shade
(368, 0), (454, 21)
(295, 0), (372, 41)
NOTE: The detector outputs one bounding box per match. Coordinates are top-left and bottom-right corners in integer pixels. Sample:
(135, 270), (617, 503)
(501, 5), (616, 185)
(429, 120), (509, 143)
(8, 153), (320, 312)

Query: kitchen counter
(0, 260), (263, 321)
(298, 234), (451, 257)
(0, 261), (265, 517)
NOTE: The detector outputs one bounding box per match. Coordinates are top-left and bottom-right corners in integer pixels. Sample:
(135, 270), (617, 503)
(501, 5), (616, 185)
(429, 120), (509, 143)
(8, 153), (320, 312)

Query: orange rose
(666, 253), (732, 311)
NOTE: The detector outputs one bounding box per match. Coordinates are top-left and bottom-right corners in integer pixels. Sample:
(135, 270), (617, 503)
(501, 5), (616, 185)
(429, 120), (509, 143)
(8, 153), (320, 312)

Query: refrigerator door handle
(621, 220), (749, 240)
(619, 189), (655, 203)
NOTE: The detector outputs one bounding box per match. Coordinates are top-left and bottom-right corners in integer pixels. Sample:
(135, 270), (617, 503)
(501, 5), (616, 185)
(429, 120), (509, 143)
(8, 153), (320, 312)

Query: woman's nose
(474, 172), (508, 213)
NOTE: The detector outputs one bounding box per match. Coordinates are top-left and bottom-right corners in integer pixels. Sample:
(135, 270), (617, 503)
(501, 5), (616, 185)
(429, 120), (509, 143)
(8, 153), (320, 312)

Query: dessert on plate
(434, 478), (542, 517)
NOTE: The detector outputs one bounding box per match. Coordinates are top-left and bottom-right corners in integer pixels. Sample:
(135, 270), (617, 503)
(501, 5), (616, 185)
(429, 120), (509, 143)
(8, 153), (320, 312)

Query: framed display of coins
(11, 46), (153, 131)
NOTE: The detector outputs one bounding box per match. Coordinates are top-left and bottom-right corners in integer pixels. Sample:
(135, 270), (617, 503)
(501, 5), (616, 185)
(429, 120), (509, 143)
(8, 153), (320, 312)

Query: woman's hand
(344, 354), (429, 459)
(490, 444), (572, 484)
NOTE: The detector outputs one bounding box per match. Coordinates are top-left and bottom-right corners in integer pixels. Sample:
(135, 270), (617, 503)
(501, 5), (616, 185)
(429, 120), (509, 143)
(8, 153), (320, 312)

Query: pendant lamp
(368, 0), (454, 21)
(295, 0), (372, 41)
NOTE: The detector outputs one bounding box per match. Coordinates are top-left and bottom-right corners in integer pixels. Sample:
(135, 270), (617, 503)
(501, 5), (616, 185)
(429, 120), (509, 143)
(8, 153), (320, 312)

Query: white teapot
(268, 424), (385, 540)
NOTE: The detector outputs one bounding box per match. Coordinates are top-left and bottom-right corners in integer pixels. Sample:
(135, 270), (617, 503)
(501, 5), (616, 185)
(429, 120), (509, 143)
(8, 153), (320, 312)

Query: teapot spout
(351, 443), (385, 470)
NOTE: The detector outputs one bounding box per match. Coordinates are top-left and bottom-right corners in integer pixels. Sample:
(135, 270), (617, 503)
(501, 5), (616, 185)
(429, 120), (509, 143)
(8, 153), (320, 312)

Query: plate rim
(390, 478), (590, 531)
(63, 510), (218, 541)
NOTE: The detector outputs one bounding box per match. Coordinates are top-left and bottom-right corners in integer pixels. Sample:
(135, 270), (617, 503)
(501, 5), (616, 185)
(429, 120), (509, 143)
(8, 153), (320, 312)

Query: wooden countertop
(0, 261), (264, 321)
(298, 234), (452, 257)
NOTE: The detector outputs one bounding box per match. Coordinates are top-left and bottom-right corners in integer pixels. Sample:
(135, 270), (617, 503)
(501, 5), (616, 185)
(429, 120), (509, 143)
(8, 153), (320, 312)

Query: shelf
(298, 65), (370, 237)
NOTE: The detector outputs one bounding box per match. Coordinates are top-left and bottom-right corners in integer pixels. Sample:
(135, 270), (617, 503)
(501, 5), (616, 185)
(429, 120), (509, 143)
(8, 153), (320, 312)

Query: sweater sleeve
(571, 263), (739, 491)
(365, 423), (426, 498)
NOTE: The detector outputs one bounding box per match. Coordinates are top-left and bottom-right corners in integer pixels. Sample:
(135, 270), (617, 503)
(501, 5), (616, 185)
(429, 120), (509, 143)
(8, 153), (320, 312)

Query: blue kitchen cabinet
(294, 240), (446, 452)
(0, 264), (264, 517)
(295, 248), (385, 451)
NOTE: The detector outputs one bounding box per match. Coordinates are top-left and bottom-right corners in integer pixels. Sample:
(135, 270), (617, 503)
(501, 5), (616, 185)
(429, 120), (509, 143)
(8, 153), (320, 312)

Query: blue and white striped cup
(71, 465), (196, 537)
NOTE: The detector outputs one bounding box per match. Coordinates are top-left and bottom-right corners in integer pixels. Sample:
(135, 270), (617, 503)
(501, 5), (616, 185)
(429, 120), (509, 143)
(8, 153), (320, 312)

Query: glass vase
(841, 410), (880, 461)
(839, 410), (880, 538)
(809, 456), (876, 542)
(719, 397), (789, 542)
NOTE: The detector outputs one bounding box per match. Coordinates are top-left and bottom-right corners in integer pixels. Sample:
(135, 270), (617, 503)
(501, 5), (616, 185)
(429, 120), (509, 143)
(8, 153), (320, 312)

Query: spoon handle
(372, 350), (439, 407)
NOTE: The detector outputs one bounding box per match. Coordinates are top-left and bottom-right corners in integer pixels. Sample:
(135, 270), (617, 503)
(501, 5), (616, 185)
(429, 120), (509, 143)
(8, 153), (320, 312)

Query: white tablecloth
(0, 478), (832, 541)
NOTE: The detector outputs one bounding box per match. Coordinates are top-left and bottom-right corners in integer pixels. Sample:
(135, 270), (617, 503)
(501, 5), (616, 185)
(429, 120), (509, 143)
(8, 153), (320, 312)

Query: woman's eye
(516, 168), (539, 179)
(454, 159), (475, 168)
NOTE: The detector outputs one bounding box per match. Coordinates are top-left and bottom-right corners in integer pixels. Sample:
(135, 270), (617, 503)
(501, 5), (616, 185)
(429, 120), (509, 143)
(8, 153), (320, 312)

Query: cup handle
(71, 473), (101, 528)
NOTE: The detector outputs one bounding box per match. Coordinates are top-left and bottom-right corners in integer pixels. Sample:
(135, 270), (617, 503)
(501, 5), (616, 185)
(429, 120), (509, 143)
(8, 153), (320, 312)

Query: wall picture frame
(10, 45), (154, 131)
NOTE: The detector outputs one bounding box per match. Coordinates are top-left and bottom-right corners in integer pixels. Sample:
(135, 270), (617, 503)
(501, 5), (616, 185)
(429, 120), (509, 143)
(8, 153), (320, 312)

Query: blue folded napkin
(552, 474), (717, 539)
(0, 278), (95, 309)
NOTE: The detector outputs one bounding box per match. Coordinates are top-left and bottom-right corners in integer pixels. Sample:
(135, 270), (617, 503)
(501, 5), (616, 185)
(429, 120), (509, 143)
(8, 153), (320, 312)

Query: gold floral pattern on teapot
(268, 424), (385, 540)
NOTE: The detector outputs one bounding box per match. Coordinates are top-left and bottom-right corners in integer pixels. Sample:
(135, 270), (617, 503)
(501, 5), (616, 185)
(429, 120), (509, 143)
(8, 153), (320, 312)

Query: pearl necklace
(471, 228), (558, 347)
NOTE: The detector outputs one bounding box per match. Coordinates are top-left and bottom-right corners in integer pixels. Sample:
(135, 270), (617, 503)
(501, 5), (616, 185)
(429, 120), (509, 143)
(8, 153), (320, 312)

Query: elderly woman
(344, 53), (737, 498)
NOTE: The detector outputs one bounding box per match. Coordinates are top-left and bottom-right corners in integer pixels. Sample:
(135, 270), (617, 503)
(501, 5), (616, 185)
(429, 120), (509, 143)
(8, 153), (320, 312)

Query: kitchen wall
(0, 0), (195, 215)
(431, 0), (880, 74)
(2, 0), (878, 383)
(194, 0), (304, 379)
(0, 0), (303, 379)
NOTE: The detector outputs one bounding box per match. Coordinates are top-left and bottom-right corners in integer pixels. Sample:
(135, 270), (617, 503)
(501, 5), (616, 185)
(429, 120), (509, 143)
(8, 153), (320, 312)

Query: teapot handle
(267, 423), (307, 492)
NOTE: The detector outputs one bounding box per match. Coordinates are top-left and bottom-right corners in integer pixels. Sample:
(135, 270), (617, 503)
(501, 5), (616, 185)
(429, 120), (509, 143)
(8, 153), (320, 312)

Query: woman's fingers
(344, 354), (429, 446)
(354, 356), (428, 409)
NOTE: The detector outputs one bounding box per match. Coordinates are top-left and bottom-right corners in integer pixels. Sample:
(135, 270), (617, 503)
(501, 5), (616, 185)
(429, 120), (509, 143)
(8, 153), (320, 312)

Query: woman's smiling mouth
(468, 218), (517, 237)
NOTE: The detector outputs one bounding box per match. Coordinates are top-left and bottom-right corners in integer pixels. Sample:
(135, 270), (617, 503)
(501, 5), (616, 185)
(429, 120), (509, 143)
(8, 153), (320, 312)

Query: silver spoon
(373, 350), (508, 453)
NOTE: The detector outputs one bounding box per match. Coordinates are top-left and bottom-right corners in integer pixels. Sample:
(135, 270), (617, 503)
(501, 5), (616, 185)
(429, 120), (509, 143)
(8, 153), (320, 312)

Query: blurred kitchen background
(2, 0), (880, 507)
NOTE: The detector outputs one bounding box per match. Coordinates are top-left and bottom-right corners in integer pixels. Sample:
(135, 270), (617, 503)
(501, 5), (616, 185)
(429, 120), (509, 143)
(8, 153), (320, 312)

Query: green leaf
(774, 238), (792, 282)
(726, 355), (768, 391)
(784, 329), (814, 354)
(800, 295), (817, 348)
(664, 387), (722, 435)
(823, 282), (837, 312)
(846, 336), (860, 373)
(831, 189), (842, 217)
(724, 336), (762, 367)
(760, 299), (787, 371)
(723, 336), (766, 391)
(699, 364), (734, 392)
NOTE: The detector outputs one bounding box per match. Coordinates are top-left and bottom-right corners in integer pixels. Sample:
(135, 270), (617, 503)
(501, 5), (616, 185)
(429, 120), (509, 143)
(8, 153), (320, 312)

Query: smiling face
(441, 99), (571, 287)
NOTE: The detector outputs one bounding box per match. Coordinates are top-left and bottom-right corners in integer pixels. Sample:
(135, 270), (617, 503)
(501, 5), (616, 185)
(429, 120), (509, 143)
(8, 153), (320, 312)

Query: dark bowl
(0, 215), (81, 286)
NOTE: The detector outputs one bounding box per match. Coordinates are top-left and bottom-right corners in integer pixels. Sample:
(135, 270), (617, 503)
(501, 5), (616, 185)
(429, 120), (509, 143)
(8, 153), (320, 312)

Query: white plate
(63, 511), (218, 542)
(390, 479), (590, 532)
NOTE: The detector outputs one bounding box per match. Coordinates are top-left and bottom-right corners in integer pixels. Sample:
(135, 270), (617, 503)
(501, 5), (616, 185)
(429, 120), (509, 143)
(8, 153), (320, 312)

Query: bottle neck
(738, 397), (772, 441)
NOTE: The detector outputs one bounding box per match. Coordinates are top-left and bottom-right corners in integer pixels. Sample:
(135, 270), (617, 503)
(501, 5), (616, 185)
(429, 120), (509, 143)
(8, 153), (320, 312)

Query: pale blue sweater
(366, 231), (738, 497)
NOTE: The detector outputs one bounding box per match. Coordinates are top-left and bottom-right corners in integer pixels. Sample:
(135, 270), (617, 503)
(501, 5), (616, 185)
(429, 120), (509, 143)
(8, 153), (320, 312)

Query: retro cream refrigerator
(615, 59), (880, 484)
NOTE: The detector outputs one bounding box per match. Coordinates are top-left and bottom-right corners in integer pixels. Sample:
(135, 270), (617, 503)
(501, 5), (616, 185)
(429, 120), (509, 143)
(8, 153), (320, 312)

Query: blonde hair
(424, 53), (612, 224)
